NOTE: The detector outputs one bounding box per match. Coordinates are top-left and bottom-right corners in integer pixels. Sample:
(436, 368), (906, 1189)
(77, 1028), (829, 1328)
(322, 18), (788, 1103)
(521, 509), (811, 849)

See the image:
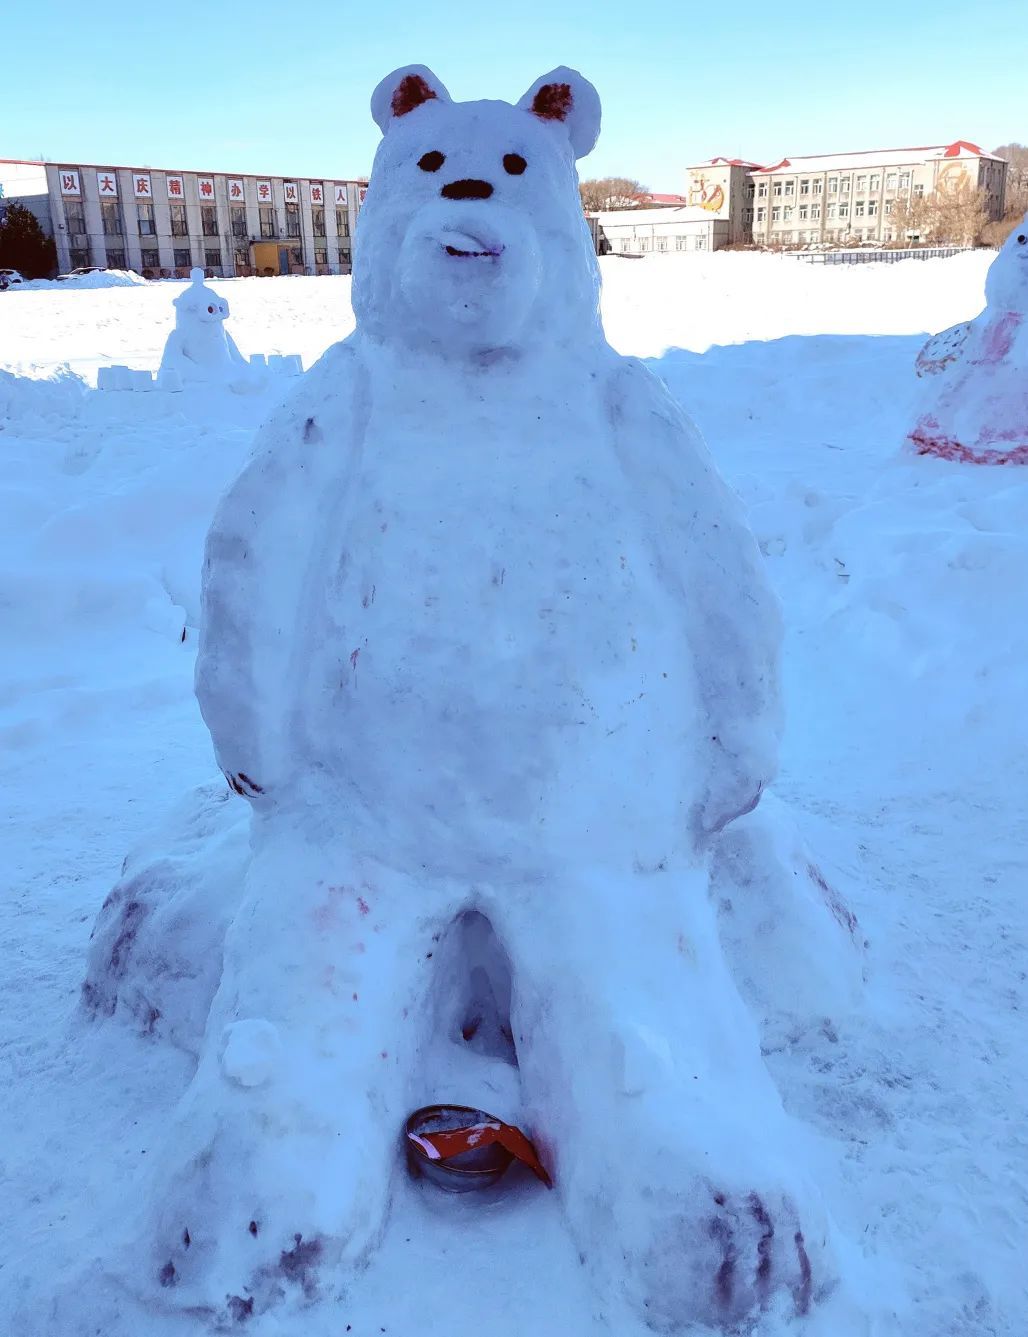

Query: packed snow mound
(0, 365), (88, 427)
(908, 215), (1028, 463)
(16, 268), (151, 291)
(69, 62), (862, 1335)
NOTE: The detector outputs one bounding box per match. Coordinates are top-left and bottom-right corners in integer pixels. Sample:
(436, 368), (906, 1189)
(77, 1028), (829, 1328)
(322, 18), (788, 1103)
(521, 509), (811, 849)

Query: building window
(812, 179), (823, 194)
(771, 206), (781, 221)
(234, 247), (249, 271)
(69, 248), (89, 268)
(285, 204), (300, 238)
(783, 206), (793, 220)
(694, 235), (707, 250)
(205, 248), (222, 271)
(779, 231), (792, 245)
(839, 203), (849, 218)
(106, 249), (126, 269)
(811, 203), (821, 220)
(137, 202), (156, 235)
(312, 207), (326, 237)
(869, 174), (880, 190)
(170, 204), (188, 237)
(675, 236), (687, 250)
(899, 171), (911, 189)
(867, 200), (878, 216)
(784, 180), (795, 195)
(799, 180), (810, 195)
(799, 205), (808, 220)
(314, 246), (329, 266)
(231, 207), (247, 238)
(336, 208), (350, 235)
(756, 207), (766, 222)
(338, 245), (351, 266)
(289, 246), (303, 268)
(840, 178), (851, 193)
(827, 203), (837, 219)
(174, 248), (191, 267)
(856, 175), (866, 191)
(201, 206), (219, 237)
(141, 248), (159, 270)
(884, 200), (895, 216)
(886, 172), (897, 190)
(655, 236), (668, 251)
(259, 206), (275, 239)
(772, 182), (782, 197)
(746, 183), (754, 198)
(65, 202), (86, 233)
(913, 183), (924, 198)
(101, 201), (122, 235)
(756, 183), (767, 198)
(855, 201), (865, 217)
(828, 178), (838, 194)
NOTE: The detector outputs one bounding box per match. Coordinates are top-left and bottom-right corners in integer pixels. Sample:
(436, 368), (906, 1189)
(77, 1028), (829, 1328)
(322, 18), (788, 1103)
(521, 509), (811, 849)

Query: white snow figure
(121, 67), (837, 1328)
(158, 267), (248, 385)
(909, 215), (1028, 464)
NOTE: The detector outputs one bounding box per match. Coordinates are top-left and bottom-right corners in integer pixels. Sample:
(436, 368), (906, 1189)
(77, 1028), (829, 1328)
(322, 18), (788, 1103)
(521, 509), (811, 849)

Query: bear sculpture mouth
(438, 229), (504, 260)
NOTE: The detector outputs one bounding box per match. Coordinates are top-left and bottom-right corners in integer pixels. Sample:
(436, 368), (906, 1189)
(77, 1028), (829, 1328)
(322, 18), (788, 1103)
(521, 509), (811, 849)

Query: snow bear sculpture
(111, 67), (838, 1329)
(908, 215), (1028, 464)
(158, 267), (248, 385)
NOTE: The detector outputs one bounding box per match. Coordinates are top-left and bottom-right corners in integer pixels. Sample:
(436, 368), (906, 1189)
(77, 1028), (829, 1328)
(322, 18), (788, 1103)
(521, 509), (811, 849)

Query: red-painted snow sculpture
(909, 217), (1028, 465)
(80, 65), (862, 1332)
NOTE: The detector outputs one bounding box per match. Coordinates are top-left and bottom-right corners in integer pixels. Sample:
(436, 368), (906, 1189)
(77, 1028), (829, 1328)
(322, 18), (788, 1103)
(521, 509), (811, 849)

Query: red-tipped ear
(371, 65), (452, 135)
(518, 67), (601, 160)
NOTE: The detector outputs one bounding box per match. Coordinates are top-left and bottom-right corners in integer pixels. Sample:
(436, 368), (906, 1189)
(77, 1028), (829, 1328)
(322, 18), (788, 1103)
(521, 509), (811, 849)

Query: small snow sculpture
(158, 267), (248, 385)
(909, 216), (1028, 464)
(87, 66), (849, 1330)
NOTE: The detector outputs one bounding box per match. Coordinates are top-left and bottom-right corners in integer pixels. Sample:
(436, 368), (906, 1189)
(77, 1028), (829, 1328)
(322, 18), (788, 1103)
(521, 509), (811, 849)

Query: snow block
(908, 215), (1028, 464)
(88, 65), (853, 1332)
(97, 364), (132, 391)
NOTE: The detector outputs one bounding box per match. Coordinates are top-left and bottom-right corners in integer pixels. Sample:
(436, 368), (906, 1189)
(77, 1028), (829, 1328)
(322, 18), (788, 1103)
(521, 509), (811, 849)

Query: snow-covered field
(1, 252), (1025, 1336)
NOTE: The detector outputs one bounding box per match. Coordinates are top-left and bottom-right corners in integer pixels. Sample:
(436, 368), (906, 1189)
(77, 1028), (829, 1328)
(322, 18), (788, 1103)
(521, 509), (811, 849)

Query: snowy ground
(1, 254), (1025, 1335)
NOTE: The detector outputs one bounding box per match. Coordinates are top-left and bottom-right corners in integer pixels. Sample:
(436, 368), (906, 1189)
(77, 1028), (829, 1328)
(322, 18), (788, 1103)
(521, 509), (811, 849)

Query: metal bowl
(404, 1104), (515, 1193)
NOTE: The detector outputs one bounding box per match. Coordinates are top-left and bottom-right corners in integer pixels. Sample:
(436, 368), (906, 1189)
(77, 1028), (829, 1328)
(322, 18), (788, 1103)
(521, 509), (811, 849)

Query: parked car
(0, 268), (24, 290)
(55, 266), (106, 281)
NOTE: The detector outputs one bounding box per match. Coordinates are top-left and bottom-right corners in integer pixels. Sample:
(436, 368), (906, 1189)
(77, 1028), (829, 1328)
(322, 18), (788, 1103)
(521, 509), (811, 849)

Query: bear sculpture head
(353, 66), (603, 357)
(174, 267), (230, 326)
(984, 211), (1028, 311)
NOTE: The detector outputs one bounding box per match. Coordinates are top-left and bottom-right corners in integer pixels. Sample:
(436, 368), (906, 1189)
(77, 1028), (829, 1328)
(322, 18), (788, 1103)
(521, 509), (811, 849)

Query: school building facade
(0, 158), (368, 277)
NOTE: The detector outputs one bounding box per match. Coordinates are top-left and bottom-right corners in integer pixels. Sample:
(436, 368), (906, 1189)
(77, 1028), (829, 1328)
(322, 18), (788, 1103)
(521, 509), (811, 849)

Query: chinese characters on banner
(358, 187), (367, 206)
(310, 182), (324, 204)
(228, 179), (245, 201)
(166, 175), (184, 199)
(334, 184), (348, 207)
(97, 172), (118, 197)
(256, 180), (272, 202)
(283, 182), (298, 203)
(59, 170), (81, 196)
(197, 177), (215, 200)
(133, 174), (152, 198)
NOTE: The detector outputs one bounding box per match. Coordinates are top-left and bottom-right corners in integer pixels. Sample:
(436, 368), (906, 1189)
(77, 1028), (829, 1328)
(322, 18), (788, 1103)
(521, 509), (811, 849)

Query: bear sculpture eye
(207, 305), (214, 313)
(1018, 234), (1027, 244)
(503, 153), (527, 176)
(418, 151), (445, 172)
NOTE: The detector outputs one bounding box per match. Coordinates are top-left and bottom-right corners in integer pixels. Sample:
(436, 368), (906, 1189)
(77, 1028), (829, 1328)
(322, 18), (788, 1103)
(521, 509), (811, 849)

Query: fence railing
(788, 245), (989, 265)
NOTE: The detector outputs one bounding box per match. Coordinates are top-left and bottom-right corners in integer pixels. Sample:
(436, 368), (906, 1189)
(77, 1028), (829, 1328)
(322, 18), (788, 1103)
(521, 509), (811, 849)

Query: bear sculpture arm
(195, 341), (366, 799)
(606, 358), (783, 844)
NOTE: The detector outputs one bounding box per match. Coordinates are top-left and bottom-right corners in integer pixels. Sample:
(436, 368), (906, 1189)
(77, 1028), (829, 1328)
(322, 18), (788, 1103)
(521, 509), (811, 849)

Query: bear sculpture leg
(485, 864), (831, 1330)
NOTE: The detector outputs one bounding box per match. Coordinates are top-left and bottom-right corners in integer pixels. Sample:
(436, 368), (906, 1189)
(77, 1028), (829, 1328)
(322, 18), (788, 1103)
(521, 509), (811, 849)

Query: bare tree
(993, 142), (1028, 215)
(894, 182), (989, 247)
(579, 177), (646, 212)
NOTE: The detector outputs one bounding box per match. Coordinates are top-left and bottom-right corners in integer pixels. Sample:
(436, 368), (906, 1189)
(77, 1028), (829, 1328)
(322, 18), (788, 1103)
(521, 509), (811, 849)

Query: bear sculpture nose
(441, 179), (494, 201)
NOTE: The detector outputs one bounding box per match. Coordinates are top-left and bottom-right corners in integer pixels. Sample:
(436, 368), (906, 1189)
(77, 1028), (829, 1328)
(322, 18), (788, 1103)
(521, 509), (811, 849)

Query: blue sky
(2, 0), (1025, 189)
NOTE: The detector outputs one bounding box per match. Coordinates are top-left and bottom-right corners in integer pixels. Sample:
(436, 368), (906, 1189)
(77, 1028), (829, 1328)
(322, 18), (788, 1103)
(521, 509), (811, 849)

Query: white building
(590, 206), (730, 256)
(0, 157), (368, 277)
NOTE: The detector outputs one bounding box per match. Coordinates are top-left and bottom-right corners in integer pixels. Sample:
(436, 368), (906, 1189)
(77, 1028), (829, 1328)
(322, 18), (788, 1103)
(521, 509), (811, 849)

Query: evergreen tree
(0, 202), (58, 279)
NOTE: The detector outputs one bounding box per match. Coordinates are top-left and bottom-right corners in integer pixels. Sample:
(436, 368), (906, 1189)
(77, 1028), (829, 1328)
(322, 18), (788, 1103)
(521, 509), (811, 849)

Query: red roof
(943, 140), (983, 157)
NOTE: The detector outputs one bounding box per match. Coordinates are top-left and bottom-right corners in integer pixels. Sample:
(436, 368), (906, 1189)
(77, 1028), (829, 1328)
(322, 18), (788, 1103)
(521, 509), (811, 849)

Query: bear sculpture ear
(370, 65), (452, 135)
(517, 67), (601, 160)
